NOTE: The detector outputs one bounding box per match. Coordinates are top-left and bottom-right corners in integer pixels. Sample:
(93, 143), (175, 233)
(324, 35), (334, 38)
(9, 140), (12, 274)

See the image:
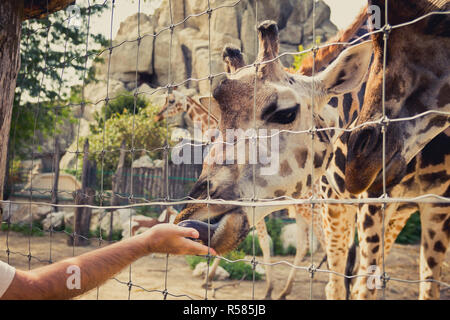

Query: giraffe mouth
(174, 205), (250, 254)
(366, 150), (406, 195)
(177, 218), (221, 245)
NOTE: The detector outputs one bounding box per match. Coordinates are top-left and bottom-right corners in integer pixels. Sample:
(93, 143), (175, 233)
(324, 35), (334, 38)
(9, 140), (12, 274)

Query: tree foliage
(84, 91), (170, 189)
(10, 3), (108, 159)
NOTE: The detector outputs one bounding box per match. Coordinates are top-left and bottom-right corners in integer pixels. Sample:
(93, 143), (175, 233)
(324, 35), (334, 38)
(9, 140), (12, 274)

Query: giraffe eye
(266, 104), (300, 124)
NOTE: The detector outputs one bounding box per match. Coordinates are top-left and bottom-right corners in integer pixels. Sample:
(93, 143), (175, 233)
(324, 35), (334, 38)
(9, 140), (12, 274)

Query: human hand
(140, 223), (217, 256)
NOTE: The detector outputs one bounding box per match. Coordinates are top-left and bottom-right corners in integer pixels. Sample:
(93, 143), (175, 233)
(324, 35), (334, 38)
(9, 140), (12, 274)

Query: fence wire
(1, 0), (449, 300)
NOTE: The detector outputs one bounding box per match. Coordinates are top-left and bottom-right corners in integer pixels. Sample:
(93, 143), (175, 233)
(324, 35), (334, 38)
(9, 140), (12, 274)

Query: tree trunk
(51, 137), (61, 211)
(0, 0), (23, 205)
(68, 139), (94, 246)
(110, 140), (127, 241)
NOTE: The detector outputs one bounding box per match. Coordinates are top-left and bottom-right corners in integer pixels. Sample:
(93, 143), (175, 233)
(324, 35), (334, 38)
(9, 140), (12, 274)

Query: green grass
(1, 221), (45, 237)
(236, 217), (294, 256)
(186, 250), (262, 281)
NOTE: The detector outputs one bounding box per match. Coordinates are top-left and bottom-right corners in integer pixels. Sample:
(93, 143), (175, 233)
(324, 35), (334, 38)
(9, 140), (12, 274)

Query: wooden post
(68, 139), (95, 246)
(110, 140), (126, 241)
(51, 138), (61, 211)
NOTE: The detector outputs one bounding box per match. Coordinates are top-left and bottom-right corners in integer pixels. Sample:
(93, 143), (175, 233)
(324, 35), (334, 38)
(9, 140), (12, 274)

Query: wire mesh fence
(1, 0), (449, 300)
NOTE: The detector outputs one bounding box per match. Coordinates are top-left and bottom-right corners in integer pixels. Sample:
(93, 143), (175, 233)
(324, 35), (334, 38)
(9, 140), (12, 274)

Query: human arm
(1, 223), (216, 300)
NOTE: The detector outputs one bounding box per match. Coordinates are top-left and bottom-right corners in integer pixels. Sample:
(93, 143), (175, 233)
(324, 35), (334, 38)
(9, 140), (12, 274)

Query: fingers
(148, 223), (218, 256)
(180, 238), (217, 256)
(173, 224), (200, 239)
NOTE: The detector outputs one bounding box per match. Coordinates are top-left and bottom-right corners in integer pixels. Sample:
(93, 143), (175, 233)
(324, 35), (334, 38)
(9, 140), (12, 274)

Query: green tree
(5, 2), (108, 198)
(85, 92), (171, 189)
(90, 90), (149, 134)
(10, 2), (108, 155)
(291, 36), (322, 72)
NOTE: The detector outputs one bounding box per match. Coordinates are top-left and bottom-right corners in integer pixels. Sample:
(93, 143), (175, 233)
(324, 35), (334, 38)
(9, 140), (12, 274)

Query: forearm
(2, 233), (149, 300)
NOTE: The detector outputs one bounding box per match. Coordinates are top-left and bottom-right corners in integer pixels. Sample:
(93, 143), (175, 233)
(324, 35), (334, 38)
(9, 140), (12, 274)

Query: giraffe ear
(319, 41), (372, 96)
(198, 96), (221, 123)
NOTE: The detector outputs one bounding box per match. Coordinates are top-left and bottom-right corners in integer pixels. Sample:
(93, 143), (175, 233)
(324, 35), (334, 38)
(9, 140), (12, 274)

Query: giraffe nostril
(351, 127), (378, 156)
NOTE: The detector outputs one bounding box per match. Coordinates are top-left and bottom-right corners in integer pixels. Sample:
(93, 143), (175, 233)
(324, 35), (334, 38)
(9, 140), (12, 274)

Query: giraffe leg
(351, 203), (385, 300)
(418, 204), (449, 300)
(351, 203), (415, 299)
(277, 212), (309, 300)
(202, 257), (220, 289)
(255, 220), (274, 300)
(324, 204), (355, 300)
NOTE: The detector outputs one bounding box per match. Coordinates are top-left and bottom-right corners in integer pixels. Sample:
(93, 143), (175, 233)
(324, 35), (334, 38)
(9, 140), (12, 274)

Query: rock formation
(94, 0), (337, 97)
(60, 0), (337, 170)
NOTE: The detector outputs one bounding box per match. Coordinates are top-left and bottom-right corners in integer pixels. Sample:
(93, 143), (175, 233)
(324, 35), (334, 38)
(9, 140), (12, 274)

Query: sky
(323, 0), (367, 29)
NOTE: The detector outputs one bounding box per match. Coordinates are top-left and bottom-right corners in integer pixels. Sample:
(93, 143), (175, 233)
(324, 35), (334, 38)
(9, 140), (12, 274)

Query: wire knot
(381, 272), (390, 287)
(251, 257), (258, 270)
(382, 24), (392, 35)
(308, 263), (317, 278)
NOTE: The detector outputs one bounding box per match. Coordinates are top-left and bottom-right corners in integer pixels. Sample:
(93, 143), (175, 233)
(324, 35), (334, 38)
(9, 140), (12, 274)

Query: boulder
(280, 23), (303, 46)
(281, 223), (320, 253)
(153, 30), (187, 86)
(2, 203), (50, 224)
(42, 211), (65, 230)
(92, 0), (337, 96)
(98, 208), (137, 234)
(302, 1), (333, 40)
(239, 5), (257, 64)
(193, 261), (230, 280)
(132, 154), (154, 168)
(110, 14), (154, 80)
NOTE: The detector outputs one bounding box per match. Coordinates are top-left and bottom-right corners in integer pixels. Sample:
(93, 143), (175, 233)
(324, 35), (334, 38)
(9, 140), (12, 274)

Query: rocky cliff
(61, 0), (337, 169)
(94, 0), (337, 97)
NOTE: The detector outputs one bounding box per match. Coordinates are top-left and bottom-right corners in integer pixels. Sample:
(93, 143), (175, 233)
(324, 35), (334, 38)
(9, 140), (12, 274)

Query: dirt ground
(1, 231), (449, 300)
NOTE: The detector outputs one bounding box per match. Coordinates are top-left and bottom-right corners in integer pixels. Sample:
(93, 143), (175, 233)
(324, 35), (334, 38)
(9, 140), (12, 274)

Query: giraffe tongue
(177, 219), (220, 245)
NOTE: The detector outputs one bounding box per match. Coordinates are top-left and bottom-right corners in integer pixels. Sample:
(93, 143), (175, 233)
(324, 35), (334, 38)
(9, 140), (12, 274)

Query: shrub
(396, 211), (421, 244)
(185, 250), (262, 281)
(236, 233), (263, 256)
(83, 92), (171, 189)
(1, 221), (45, 237)
(237, 217), (292, 256)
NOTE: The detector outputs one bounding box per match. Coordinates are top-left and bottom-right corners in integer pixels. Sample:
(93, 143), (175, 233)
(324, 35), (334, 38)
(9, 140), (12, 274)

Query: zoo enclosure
(1, 0), (450, 300)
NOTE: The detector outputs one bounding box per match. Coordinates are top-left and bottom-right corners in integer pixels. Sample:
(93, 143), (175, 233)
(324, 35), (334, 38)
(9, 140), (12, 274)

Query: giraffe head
(154, 89), (188, 122)
(174, 20), (373, 254)
(345, 0), (450, 195)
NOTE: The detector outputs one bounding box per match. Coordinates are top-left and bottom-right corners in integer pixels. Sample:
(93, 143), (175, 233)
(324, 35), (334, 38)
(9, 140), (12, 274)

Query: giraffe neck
(185, 96), (219, 135)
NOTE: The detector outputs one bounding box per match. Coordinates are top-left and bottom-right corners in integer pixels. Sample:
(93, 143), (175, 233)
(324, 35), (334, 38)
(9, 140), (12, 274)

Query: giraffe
(174, 20), (374, 299)
(289, 2), (450, 299)
(174, 16), (449, 300)
(342, 0), (450, 300)
(154, 88), (218, 131)
(155, 85), (324, 300)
